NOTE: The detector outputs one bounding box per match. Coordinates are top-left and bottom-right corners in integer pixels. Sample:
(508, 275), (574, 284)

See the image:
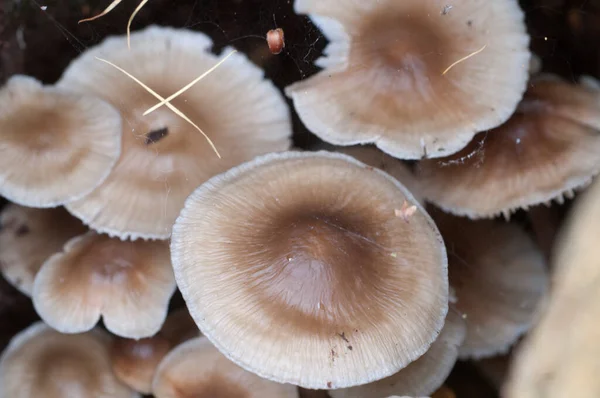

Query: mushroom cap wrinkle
(329, 310), (465, 398)
(58, 25), (292, 240)
(0, 322), (139, 398)
(152, 337), (299, 398)
(417, 75), (600, 218)
(0, 75), (122, 207)
(0, 204), (86, 296)
(32, 232), (176, 338)
(171, 151), (448, 389)
(286, 0), (530, 159)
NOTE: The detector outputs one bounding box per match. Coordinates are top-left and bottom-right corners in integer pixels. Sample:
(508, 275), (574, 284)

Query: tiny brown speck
(347, 345), (353, 350)
(16, 225), (30, 236)
(338, 332), (349, 343)
(327, 382), (332, 388)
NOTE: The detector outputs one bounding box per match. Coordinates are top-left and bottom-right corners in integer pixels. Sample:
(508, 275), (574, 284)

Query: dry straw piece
(171, 151), (448, 389)
(152, 337), (299, 398)
(0, 75), (122, 208)
(58, 26), (292, 240)
(432, 210), (549, 359)
(286, 0), (530, 159)
(505, 177), (600, 398)
(111, 309), (199, 394)
(32, 232), (175, 339)
(329, 311), (465, 398)
(416, 74), (600, 219)
(0, 204), (86, 296)
(0, 322), (139, 398)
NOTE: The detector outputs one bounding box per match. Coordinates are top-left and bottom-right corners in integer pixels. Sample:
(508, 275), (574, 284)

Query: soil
(1, 0), (600, 396)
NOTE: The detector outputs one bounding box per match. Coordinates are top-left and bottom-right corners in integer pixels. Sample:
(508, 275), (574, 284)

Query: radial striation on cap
(32, 232), (176, 339)
(0, 75), (122, 208)
(286, 0), (530, 159)
(152, 337), (299, 398)
(0, 204), (86, 296)
(0, 322), (139, 398)
(171, 151), (448, 389)
(416, 75), (600, 219)
(432, 210), (549, 359)
(58, 25), (292, 240)
(329, 311), (465, 398)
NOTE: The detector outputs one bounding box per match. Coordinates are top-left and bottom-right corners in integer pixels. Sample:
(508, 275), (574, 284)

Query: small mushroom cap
(329, 311), (465, 398)
(505, 177), (600, 398)
(0, 322), (139, 398)
(58, 25), (292, 240)
(111, 308), (199, 394)
(432, 210), (548, 359)
(32, 231), (176, 338)
(286, 0), (530, 159)
(0, 204), (86, 295)
(152, 337), (299, 398)
(171, 151), (448, 388)
(416, 75), (600, 218)
(336, 146), (423, 204)
(0, 75), (122, 207)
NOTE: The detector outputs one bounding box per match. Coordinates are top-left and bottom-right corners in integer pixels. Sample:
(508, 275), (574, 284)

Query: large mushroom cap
(0, 75), (122, 207)
(32, 231), (176, 338)
(171, 151), (448, 389)
(0, 204), (86, 295)
(0, 322), (138, 398)
(329, 310), (465, 398)
(152, 337), (299, 398)
(286, 0), (530, 159)
(432, 210), (548, 359)
(58, 25), (292, 240)
(416, 75), (600, 218)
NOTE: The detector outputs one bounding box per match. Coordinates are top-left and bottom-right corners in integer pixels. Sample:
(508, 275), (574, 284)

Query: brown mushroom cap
(111, 308), (199, 394)
(57, 25), (291, 240)
(0, 204), (86, 295)
(432, 210), (548, 359)
(0, 322), (138, 398)
(152, 337), (299, 398)
(32, 231), (176, 338)
(171, 151), (448, 388)
(0, 75), (122, 207)
(329, 311), (465, 398)
(416, 75), (600, 218)
(286, 0), (530, 159)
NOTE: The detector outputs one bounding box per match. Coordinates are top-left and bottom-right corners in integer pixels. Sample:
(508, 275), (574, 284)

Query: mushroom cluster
(2, 0), (597, 396)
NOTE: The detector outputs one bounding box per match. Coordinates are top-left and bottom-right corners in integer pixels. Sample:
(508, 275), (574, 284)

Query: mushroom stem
(95, 56), (221, 158)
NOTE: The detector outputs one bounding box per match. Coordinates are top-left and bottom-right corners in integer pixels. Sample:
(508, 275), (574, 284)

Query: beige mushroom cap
(0, 204), (86, 295)
(416, 75), (600, 218)
(32, 232), (176, 338)
(152, 337), (299, 398)
(432, 210), (548, 359)
(0, 75), (122, 207)
(330, 310), (465, 398)
(0, 322), (138, 398)
(58, 25), (292, 240)
(286, 0), (530, 159)
(111, 308), (199, 394)
(171, 151), (448, 389)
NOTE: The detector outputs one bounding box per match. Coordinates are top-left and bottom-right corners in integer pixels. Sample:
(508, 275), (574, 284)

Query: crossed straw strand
(95, 56), (222, 158)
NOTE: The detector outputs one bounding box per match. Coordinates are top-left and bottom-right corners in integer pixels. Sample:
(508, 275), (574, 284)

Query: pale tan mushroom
(32, 231), (175, 338)
(0, 75), (122, 207)
(329, 310), (465, 398)
(432, 210), (548, 359)
(0, 322), (138, 398)
(152, 337), (299, 397)
(416, 75), (600, 218)
(111, 308), (199, 394)
(57, 25), (292, 240)
(171, 151), (448, 388)
(286, 0), (530, 159)
(0, 204), (86, 295)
